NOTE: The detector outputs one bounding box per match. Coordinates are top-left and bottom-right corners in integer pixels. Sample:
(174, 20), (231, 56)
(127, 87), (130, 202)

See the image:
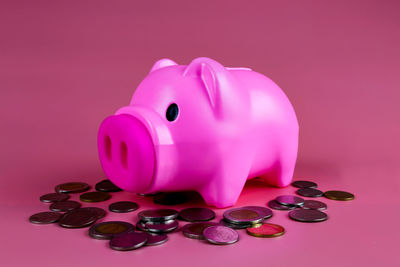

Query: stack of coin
(136, 209), (179, 234)
(268, 195), (305, 210)
(221, 206), (272, 229)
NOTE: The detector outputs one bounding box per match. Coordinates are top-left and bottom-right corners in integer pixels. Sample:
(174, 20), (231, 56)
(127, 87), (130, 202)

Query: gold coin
(246, 223), (285, 238)
(324, 190), (354, 201)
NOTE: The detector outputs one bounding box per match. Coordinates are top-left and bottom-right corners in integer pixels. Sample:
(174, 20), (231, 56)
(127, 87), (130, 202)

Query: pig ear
(150, 58), (178, 73)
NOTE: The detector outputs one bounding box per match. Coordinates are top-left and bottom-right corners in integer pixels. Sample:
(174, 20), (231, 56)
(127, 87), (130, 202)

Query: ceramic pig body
(98, 57), (298, 208)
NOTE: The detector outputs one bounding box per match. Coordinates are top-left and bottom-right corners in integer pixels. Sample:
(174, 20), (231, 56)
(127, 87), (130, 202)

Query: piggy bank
(98, 57), (298, 208)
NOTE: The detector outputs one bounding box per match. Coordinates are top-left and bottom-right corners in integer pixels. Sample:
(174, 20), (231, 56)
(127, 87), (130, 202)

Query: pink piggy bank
(98, 57), (298, 208)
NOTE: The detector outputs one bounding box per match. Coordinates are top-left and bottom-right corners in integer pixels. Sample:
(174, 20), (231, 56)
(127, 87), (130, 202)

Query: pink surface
(99, 57), (299, 208)
(0, 1), (399, 266)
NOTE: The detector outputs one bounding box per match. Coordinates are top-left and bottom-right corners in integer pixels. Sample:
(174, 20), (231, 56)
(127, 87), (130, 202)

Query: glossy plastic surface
(98, 57), (299, 208)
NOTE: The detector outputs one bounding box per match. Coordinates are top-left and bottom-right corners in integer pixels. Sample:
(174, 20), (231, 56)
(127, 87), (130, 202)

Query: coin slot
(105, 136), (112, 161)
(120, 142), (128, 170)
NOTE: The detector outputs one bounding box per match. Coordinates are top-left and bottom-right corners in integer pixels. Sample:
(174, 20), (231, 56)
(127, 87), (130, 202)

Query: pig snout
(97, 114), (155, 192)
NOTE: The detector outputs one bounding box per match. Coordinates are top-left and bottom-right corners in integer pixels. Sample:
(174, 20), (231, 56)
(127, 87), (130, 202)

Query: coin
(179, 207), (215, 222)
(181, 222), (220, 240)
(80, 191), (111, 202)
(109, 201), (139, 213)
(242, 206), (273, 220)
(49, 200), (81, 212)
(95, 179), (122, 192)
(78, 207), (107, 219)
(153, 192), (188, 206)
(58, 208), (98, 228)
(288, 209), (328, 222)
(223, 207), (264, 225)
(324, 190), (355, 201)
(203, 226), (239, 245)
(275, 195), (304, 206)
(246, 223), (285, 238)
(296, 188), (324, 197)
(219, 219), (262, 229)
(302, 200), (327, 210)
(143, 220), (179, 234)
(145, 233), (168, 246)
(138, 209), (178, 222)
(40, 193), (70, 203)
(291, 180), (318, 188)
(29, 211), (62, 224)
(267, 200), (297, 210)
(109, 232), (148, 251)
(89, 221), (135, 240)
(55, 182), (90, 194)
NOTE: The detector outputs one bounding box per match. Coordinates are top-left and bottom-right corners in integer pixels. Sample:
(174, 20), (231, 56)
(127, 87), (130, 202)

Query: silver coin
(267, 200), (297, 210)
(109, 232), (147, 251)
(275, 195), (304, 206)
(302, 200), (327, 210)
(242, 206), (273, 219)
(291, 180), (318, 188)
(219, 219), (261, 229)
(203, 226), (239, 245)
(288, 209), (328, 222)
(143, 220), (179, 234)
(181, 222), (220, 240)
(138, 209), (178, 222)
(179, 207), (216, 222)
(223, 207), (264, 225)
(296, 188), (324, 198)
(145, 233), (168, 246)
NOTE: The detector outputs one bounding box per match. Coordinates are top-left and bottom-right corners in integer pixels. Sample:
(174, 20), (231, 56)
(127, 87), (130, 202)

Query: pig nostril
(120, 142), (128, 170)
(105, 136), (112, 160)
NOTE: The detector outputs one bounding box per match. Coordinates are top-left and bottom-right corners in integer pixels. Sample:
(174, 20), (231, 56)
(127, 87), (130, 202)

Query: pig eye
(166, 103), (179, 121)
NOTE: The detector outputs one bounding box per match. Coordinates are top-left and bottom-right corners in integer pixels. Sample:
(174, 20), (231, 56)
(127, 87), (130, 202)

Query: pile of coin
(29, 178), (354, 250)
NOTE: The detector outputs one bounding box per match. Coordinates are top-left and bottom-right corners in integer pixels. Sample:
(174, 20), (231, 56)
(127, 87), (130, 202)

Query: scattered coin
(203, 225), (239, 245)
(302, 200), (327, 210)
(291, 180), (318, 188)
(219, 219), (262, 229)
(153, 192), (188, 206)
(78, 207), (107, 219)
(288, 209), (328, 223)
(145, 233), (168, 246)
(267, 200), (297, 210)
(109, 232), (148, 251)
(246, 223), (285, 238)
(89, 221), (135, 240)
(109, 201), (139, 213)
(242, 206), (273, 220)
(138, 209), (178, 222)
(95, 179), (122, 192)
(58, 208), (98, 228)
(55, 182), (90, 194)
(29, 211), (62, 224)
(275, 195), (304, 206)
(223, 207), (264, 225)
(143, 220), (179, 234)
(324, 190), (355, 201)
(296, 188), (324, 198)
(40, 193), (70, 203)
(179, 207), (215, 222)
(181, 222), (220, 240)
(49, 200), (81, 212)
(80, 191), (111, 202)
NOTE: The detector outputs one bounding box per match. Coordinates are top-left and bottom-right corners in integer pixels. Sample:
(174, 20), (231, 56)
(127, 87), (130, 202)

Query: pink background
(1, 0), (399, 266)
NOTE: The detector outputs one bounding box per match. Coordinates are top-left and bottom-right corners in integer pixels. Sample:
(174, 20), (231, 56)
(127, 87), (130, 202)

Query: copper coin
(79, 207), (107, 219)
(80, 191), (111, 202)
(89, 221), (134, 240)
(288, 209), (328, 222)
(55, 182), (90, 194)
(324, 190), (355, 201)
(246, 223), (285, 238)
(223, 208), (264, 224)
(95, 179), (122, 192)
(138, 209), (178, 222)
(267, 200), (297, 210)
(40, 193), (70, 203)
(145, 233), (168, 246)
(203, 226), (239, 245)
(275, 195), (304, 206)
(242, 206), (273, 219)
(49, 200), (81, 212)
(181, 222), (220, 240)
(29, 211), (62, 224)
(153, 192), (188, 206)
(179, 207), (216, 222)
(58, 208), (98, 228)
(109, 232), (147, 251)
(109, 201), (138, 213)
(291, 180), (318, 188)
(296, 188), (324, 198)
(302, 200), (327, 210)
